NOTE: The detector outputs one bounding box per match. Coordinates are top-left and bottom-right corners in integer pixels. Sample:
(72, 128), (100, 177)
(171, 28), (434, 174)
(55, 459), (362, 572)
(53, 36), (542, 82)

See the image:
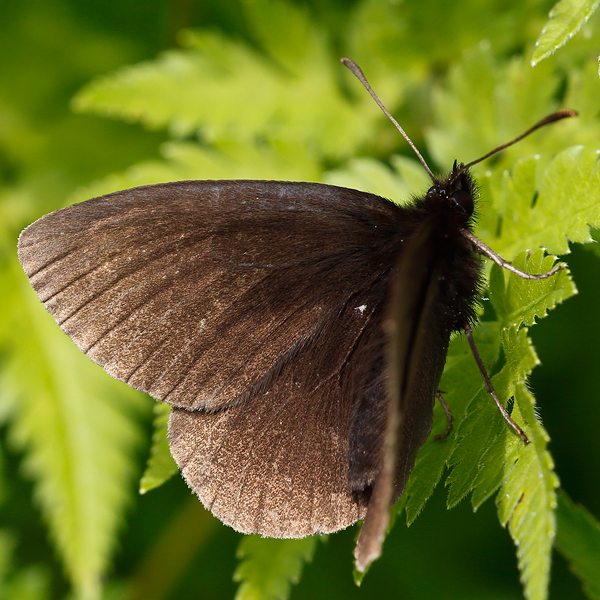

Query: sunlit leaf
(484, 147), (600, 260)
(72, 0), (379, 161)
(531, 0), (600, 66)
(488, 251), (576, 329)
(234, 537), (319, 600)
(139, 403), (176, 494)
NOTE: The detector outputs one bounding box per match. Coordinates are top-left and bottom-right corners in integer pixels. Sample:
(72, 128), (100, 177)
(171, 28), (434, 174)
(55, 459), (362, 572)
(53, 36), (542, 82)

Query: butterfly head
(424, 160), (477, 226)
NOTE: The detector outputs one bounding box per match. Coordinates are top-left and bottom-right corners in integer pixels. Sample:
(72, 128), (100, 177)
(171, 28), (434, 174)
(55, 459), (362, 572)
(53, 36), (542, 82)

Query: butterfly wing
(355, 218), (455, 571)
(18, 179), (407, 536)
(168, 290), (376, 536)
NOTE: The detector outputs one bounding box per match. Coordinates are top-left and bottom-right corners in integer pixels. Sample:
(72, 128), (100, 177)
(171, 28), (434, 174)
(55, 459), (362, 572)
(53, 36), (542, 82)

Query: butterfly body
(18, 166), (482, 539)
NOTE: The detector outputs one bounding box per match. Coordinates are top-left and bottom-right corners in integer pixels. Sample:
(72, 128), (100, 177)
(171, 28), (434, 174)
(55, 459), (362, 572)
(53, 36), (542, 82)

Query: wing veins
(202, 289), (382, 528)
(51, 231), (210, 325)
(87, 260), (231, 357)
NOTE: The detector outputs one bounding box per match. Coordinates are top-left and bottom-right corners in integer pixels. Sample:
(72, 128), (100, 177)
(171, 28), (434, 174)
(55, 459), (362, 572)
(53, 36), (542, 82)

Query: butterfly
(16, 58), (575, 572)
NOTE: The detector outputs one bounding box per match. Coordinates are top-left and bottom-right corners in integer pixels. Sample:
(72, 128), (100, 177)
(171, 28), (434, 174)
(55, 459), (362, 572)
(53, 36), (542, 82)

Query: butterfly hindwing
(168, 288), (380, 537)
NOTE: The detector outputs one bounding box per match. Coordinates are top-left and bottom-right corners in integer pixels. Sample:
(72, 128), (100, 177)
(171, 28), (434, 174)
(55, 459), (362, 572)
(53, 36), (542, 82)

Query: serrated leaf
(72, 12), (376, 160)
(447, 325), (558, 600)
(0, 261), (148, 600)
(448, 206), (575, 599)
(488, 250), (576, 329)
(445, 328), (532, 510)
(139, 403), (176, 494)
(531, 0), (600, 66)
(484, 147), (600, 259)
(234, 537), (318, 600)
(402, 322), (501, 524)
(498, 328), (558, 600)
(445, 376), (515, 511)
(555, 490), (600, 599)
(499, 384), (558, 600)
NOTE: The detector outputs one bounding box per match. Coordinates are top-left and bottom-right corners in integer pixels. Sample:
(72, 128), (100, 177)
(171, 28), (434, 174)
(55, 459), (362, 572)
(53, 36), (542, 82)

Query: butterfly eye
(452, 189), (474, 215)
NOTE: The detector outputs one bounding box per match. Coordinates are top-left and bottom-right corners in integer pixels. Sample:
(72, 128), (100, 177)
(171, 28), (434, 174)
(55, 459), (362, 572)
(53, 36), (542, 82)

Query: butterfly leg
(463, 321), (530, 445)
(463, 230), (563, 280)
(434, 391), (453, 440)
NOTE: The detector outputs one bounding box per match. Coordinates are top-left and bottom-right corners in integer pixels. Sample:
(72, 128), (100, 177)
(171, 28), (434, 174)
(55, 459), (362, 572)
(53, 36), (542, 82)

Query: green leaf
(445, 327), (533, 509)
(234, 537), (319, 600)
(139, 403), (177, 494)
(488, 250), (576, 329)
(71, 1), (378, 161)
(446, 326), (558, 600)
(0, 260), (149, 600)
(497, 336), (559, 600)
(482, 147), (600, 260)
(531, 0), (600, 66)
(402, 322), (502, 524)
(489, 263), (575, 600)
(499, 400), (557, 600)
(555, 490), (600, 599)
(439, 252), (575, 600)
(324, 157), (413, 205)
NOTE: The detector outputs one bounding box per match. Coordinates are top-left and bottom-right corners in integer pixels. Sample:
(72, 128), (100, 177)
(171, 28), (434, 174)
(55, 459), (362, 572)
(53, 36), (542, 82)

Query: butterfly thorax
(393, 168), (480, 335)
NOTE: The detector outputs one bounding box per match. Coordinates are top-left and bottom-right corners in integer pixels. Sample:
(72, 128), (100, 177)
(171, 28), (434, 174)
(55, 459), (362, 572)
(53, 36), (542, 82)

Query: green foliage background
(1, 0), (600, 599)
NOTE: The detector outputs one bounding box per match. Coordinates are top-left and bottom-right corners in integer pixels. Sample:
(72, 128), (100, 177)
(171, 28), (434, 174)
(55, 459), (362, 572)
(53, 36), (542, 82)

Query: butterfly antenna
(341, 58), (436, 181)
(450, 110), (578, 183)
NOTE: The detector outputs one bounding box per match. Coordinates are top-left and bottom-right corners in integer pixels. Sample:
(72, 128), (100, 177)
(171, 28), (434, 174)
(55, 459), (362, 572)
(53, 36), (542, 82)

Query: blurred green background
(1, 0), (599, 599)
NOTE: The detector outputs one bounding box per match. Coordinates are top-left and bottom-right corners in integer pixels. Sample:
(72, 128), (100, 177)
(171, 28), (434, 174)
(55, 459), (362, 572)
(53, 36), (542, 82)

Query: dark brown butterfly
(16, 58), (575, 573)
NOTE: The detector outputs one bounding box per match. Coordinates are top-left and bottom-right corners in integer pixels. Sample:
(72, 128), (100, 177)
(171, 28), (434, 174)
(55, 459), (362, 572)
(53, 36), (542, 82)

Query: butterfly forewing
(18, 181), (401, 406)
